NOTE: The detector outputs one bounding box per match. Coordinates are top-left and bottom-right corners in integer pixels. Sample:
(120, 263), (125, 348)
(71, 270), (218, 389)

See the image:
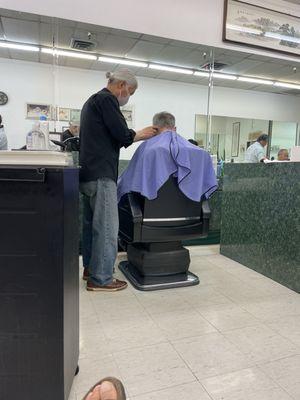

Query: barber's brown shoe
(83, 268), (90, 281)
(87, 279), (127, 292)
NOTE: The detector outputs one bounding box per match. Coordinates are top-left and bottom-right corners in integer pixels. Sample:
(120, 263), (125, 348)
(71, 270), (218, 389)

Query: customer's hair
(153, 112), (176, 128)
(257, 134), (268, 142)
(106, 69), (138, 88)
(278, 148), (288, 156)
(0, 115), (2, 126)
(188, 139), (198, 146)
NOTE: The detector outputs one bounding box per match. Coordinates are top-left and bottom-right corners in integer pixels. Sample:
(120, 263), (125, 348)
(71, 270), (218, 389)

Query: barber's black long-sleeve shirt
(79, 88), (135, 182)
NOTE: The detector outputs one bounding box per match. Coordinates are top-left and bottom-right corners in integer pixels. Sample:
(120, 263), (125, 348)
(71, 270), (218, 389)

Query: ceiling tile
(2, 17), (40, 44)
(99, 34), (138, 57)
(126, 41), (166, 61)
(155, 45), (195, 66)
(140, 34), (171, 45)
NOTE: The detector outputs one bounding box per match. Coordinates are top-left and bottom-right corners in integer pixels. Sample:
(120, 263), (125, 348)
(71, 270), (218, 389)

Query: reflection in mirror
(0, 7), (299, 161)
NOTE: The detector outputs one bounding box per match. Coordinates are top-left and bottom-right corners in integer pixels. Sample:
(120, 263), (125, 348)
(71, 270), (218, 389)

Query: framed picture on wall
(58, 107), (70, 122)
(223, 0), (300, 57)
(26, 103), (52, 120)
(70, 109), (81, 123)
(121, 105), (134, 129)
(231, 122), (240, 157)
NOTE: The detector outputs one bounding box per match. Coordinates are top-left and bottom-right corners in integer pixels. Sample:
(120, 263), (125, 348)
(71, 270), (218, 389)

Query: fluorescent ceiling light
(226, 24), (261, 35)
(213, 73), (237, 80)
(194, 71), (209, 77)
(41, 48), (97, 60)
(274, 82), (300, 90)
(98, 56), (148, 68)
(149, 63), (193, 75)
(0, 41), (39, 52)
(238, 76), (274, 85)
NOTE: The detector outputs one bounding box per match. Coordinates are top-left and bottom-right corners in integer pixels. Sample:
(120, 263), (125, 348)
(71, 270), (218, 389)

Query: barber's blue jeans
(80, 178), (118, 286)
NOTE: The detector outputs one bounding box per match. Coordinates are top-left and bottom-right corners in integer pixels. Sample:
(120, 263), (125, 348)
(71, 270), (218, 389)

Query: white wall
(1, 0), (300, 64)
(1, 58), (299, 158)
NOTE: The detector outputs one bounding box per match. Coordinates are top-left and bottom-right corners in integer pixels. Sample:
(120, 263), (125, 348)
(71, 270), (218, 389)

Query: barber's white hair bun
(106, 71), (113, 79)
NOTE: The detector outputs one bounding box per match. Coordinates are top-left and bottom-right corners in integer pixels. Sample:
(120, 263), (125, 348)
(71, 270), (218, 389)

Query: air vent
(200, 62), (228, 71)
(70, 38), (96, 51)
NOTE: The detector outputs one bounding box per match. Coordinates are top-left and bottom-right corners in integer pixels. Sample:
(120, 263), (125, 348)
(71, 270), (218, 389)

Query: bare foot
(86, 381), (118, 400)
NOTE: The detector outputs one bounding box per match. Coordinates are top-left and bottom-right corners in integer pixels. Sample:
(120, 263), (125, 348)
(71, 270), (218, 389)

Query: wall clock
(0, 92), (8, 105)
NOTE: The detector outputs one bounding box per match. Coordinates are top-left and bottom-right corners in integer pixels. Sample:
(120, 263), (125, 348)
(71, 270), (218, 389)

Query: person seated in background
(62, 123), (79, 142)
(245, 134), (268, 163)
(188, 138), (199, 146)
(0, 114), (8, 150)
(277, 148), (289, 161)
(117, 111), (217, 203)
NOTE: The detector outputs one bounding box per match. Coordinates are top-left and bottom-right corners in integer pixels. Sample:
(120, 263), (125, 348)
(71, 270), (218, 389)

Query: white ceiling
(1, 8), (300, 96)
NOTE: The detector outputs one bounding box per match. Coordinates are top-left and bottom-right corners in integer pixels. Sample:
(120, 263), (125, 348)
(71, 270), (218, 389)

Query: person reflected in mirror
(0, 115), (8, 150)
(62, 123), (80, 142)
(245, 134), (268, 163)
(277, 148), (289, 161)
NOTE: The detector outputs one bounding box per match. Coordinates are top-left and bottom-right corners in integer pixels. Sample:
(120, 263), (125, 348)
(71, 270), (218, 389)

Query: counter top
(220, 162), (300, 293)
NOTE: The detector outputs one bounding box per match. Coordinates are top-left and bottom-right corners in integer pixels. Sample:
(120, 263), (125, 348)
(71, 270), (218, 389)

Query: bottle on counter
(26, 121), (47, 150)
(39, 115), (50, 150)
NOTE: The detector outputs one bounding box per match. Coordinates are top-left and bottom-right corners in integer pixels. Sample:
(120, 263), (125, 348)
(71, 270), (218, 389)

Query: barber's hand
(134, 126), (158, 142)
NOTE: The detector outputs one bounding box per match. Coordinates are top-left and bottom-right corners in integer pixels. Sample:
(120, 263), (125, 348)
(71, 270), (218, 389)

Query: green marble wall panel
(220, 162), (300, 293)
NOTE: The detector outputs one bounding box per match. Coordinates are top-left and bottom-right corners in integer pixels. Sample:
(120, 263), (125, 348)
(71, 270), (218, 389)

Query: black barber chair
(118, 177), (211, 291)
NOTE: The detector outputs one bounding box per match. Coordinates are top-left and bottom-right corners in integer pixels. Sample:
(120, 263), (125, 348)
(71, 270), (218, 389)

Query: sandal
(82, 376), (126, 400)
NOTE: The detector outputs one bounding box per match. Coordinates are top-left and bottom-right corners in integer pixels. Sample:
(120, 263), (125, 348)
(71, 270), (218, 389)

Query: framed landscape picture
(231, 122), (240, 157)
(223, 0), (300, 56)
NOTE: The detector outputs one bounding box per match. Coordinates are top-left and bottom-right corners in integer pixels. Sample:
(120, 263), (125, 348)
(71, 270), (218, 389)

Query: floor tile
(103, 320), (167, 352)
(180, 285), (234, 309)
(224, 325), (298, 364)
(172, 331), (254, 379)
(151, 308), (217, 340)
(112, 342), (196, 397)
(198, 303), (260, 331)
(200, 367), (278, 400)
(131, 381), (211, 400)
(259, 355), (300, 400)
(239, 295), (300, 323)
(266, 315), (300, 347)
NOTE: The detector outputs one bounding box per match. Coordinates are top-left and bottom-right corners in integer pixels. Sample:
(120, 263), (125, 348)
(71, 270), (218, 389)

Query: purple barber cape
(117, 131), (218, 202)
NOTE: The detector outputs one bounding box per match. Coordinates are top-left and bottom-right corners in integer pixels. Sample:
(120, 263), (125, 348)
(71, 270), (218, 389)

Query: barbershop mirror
(1, 6), (299, 162)
(205, 46), (300, 162)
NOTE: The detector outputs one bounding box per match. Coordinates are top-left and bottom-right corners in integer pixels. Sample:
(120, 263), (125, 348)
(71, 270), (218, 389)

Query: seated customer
(277, 148), (289, 161)
(117, 112), (217, 202)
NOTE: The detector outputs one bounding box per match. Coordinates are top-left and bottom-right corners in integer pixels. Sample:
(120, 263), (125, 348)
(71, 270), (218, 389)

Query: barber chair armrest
(202, 200), (211, 219)
(127, 193), (143, 223)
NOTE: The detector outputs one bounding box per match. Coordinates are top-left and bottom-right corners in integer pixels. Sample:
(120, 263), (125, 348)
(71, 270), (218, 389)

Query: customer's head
(69, 124), (79, 136)
(106, 69), (138, 107)
(152, 112), (176, 133)
(277, 148), (289, 161)
(188, 139), (199, 146)
(257, 134), (268, 147)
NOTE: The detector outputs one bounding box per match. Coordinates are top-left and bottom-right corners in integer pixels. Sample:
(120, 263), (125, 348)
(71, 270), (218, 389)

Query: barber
(245, 134), (268, 163)
(79, 69), (157, 292)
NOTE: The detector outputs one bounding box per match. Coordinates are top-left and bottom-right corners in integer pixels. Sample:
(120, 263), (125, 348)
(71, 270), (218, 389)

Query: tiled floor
(69, 245), (300, 400)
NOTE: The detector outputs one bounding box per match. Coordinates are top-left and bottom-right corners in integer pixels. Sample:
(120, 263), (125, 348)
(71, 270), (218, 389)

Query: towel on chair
(117, 131), (218, 202)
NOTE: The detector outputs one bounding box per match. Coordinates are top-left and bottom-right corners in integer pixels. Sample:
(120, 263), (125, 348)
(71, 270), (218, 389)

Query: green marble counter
(220, 162), (300, 293)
